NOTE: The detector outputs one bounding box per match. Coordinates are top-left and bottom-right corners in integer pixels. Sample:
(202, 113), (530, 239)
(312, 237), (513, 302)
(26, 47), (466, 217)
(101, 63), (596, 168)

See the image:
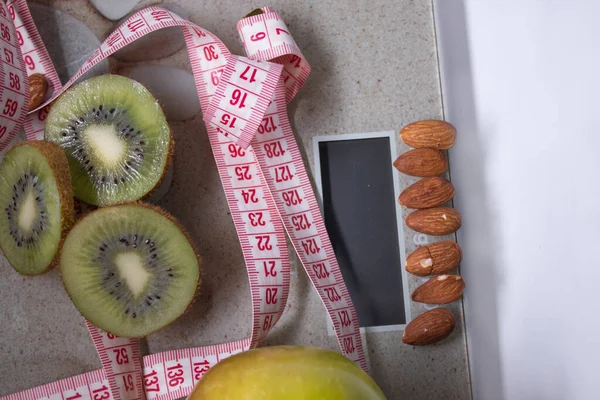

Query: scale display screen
(316, 134), (407, 327)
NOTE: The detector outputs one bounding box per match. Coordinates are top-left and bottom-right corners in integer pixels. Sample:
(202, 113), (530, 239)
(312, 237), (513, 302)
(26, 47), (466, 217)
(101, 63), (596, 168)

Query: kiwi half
(0, 141), (74, 275)
(60, 203), (201, 337)
(44, 75), (172, 206)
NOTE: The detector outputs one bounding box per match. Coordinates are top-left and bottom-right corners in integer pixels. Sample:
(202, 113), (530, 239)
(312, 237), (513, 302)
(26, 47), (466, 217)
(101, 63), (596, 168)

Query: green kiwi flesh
(60, 203), (201, 337)
(0, 141), (74, 275)
(44, 75), (171, 206)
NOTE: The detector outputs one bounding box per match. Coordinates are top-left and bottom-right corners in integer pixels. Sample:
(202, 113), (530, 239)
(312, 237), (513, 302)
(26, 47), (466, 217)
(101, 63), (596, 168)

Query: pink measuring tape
(0, 1), (367, 399)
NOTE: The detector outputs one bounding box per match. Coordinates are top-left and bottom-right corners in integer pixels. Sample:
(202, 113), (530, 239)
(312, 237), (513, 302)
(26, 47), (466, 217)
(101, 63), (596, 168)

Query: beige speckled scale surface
(0, 1), (471, 399)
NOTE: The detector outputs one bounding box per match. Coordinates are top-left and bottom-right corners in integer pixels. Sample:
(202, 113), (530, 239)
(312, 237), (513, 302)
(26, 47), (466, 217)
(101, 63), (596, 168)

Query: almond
(406, 246), (433, 276)
(28, 73), (48, 111)
(405, 207), (461, 236)
(427, 240), (462, 274)
(393, 148), (447, 177)
(399, 177), (455, 209)
(405, 240), (462, 276)
(412, 274), (465, 304)
(400, 120), (456, 150)
(402, 308), (455, 345)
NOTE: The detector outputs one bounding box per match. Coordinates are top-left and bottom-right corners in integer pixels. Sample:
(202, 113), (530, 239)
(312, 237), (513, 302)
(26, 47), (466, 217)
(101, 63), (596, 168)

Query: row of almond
(394, 120), (465, 346)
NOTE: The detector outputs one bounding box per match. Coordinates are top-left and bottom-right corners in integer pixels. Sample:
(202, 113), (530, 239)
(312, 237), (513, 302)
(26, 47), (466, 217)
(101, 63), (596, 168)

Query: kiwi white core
(84, 125), (126, 167)
(17, 190), (37, 232)
(115, 252), (151, 298)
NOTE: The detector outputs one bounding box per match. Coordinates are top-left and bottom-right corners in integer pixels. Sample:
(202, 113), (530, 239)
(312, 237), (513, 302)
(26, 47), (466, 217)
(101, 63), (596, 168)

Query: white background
(434, 1), (600, 399)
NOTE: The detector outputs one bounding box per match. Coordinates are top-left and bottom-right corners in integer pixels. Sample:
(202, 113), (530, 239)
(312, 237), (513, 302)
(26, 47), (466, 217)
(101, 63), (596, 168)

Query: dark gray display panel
(318, 137), (406, 327)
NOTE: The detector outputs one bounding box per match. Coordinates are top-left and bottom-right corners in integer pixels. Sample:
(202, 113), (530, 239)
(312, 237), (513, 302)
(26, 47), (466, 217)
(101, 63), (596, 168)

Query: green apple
(189, 346), (387, 400)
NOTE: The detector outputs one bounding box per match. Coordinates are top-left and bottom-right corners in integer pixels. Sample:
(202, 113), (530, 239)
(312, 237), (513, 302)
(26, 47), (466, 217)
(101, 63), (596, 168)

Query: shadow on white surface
(436, 1), (600, 399)
(434, 0), (506, 399)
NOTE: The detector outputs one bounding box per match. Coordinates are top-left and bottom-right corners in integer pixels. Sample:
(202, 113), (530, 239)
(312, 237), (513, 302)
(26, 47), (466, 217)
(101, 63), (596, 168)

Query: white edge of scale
(311, 130), (411, 336)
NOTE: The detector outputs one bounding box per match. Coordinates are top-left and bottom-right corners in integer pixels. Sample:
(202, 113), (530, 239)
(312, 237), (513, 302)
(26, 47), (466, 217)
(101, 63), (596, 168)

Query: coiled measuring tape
(0, 2), (367, 399)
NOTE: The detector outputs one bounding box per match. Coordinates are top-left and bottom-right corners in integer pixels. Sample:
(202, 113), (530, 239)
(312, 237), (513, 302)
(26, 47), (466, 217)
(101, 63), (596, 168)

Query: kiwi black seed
(60, 203), (201, 337)
(0, 141), (74, 275)
(44, 75), (172, 206)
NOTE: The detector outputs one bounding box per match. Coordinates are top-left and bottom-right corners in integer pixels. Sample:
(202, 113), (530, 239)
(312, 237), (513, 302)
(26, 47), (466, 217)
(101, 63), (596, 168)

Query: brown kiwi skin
(138, 84), (173, 201)
(143, 135), (174, 201)
(60, 201), (202, 338)
(73, 199), (98, 220)
(0, 140), (75, 276)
